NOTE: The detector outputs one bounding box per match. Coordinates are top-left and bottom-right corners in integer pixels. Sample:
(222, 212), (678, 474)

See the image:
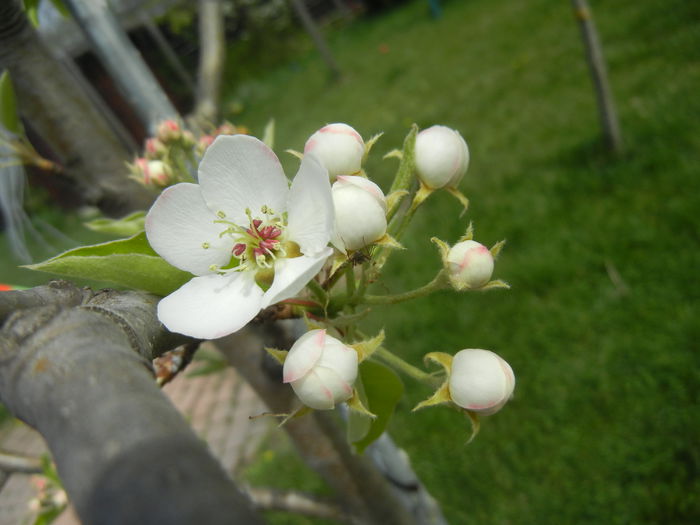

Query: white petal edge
(145, 183), (232, 276)
(262, 248), (332, 308)
(283, 329), (325, 383)
(157, 272), (264, 339)
(199, 135), (289, 226)
(286, 154), (334, 256)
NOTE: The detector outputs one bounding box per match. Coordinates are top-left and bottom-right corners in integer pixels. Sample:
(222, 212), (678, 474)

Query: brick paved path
(0, 365), (271, 525)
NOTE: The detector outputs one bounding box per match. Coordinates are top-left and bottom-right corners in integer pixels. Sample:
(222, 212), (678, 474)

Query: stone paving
(0, 365), (272, 525)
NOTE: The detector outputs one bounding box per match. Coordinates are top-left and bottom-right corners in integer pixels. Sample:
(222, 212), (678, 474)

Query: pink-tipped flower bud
(144, 137), (167, 159)
(304, 123), (365, 179)
(133, 158), (172, 187)
(215, 122), (239, 136)
(446, 240), (493, 289)
(331, 175), (387, 252)
(196, 134), (215, 155)
(449, 349), (515, 415)
(415, 125), (469, 189)
(156, 119), (182, 142)
(283, 330), (358, 410)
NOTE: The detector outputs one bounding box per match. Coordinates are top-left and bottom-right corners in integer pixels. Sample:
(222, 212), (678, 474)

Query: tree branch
(0, 282), (264, 525)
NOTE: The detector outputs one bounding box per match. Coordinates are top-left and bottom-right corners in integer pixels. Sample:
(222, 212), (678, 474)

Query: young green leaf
(352, 360), (404, 454)
(0, 71), (22, 135)
(24, 232), (191, 296)
(84, 211), (146, 236)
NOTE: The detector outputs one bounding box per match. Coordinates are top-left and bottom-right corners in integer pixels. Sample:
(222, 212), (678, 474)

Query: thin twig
(0, 451), (43, 474)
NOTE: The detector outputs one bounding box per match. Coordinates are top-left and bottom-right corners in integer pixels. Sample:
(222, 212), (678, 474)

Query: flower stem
(306, 279), (328, 304)
(360, 271), (448, 305)
(375, 347), (441, 387)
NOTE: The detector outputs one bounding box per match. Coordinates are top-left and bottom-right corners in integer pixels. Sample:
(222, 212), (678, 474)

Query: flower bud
(283, 329), (358, 410)
(196, 134), (215, 156)
(144, 137), (167, 159)
(331, 175), (387, 252)
(446, 239), (493, 289)
(156, 119), (182, 143)
(132, 158), (172, 187)
(449, 349), (515, 415)
(304, 123), (365, 179)
(415, 125), (469, 189)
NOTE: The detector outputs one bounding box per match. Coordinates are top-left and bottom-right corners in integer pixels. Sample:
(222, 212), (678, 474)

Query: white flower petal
(262, 248), (332, 307)
(291, 370), (335, 410)
(198, 135), (289, 225)
(157, 272), (264, 339)
(286, 155), (334, 255)
(145, 183), (233, 275)
(283, 329), (325, 383)
(316, 339), (358, 385)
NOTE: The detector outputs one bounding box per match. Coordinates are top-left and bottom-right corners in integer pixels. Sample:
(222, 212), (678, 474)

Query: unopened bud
(415, 125), (469, 189)
(331, 175), (387, 252)
(132, 158), (172, 187)
(156, 119), (182, 142)
(304, 123), (365, 179)
(449, 349), (515, 415)
(446, 240), (493, 289)
(283, 329), (358, 410)
(144, 137), (167, 159)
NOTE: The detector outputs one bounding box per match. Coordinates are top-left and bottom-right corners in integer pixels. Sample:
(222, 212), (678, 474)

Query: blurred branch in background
(0, 0), (152, 216)
(571, 0), (623, 154)
(194, 0), (226, 125)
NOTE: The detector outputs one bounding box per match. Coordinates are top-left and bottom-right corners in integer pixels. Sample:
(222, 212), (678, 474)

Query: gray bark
(217, 323), (417, 525)
(0, 281), (265, 525)
(0, 0), (153, 216)
(571, 0), (623, 153)
(194, 0), (226, 124)
(63, 0), (178, 135)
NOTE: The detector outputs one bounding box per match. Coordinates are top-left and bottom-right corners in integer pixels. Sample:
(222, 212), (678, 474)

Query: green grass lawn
(232, 0), (699, 523)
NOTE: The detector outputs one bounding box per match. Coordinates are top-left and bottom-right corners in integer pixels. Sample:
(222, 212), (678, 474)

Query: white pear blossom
(449, 349), (515, 415)
(283, 329), (358, 410)
(145, 135), (334, 339)
(446, 240), (494, 289)
(304, 123), (365, 179)
(415, 125), (470, 189)
(331, 175), (387, 252)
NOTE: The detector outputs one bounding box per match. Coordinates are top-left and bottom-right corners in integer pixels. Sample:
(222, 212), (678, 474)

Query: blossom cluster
(144, 120), (515, 435)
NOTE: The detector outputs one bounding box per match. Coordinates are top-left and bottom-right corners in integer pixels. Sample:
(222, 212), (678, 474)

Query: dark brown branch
(0, 282), (264, 525)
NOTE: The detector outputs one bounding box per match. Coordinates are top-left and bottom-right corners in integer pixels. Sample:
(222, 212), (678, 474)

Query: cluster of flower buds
(130, 119), (248, 189)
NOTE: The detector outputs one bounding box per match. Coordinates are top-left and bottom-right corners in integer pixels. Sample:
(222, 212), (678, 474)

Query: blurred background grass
(2, 0), (698, 522)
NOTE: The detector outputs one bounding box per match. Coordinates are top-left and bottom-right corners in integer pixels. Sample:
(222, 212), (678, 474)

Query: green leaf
(24, 232), (192, 296)
(22, 0), (40, 27)
(262, 118), (275, 149)
(48, 0), (71, 18)
(351, 360), (404, 454)
(84, 211), (146, 236)
(0, 71), (22, 135)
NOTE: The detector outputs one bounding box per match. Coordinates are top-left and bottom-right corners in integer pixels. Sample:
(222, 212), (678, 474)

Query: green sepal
(464, 410), (481, 444)
(23, 232), (191, 296)
(430, 237), (450, 261)
(458, 222), (475, 242)
(265, 347), (288, 365)
(446, 186), (470, 216)
(349, 329), (385, 362)
(423, 351), (453, 373)
(262, 118), (275, 149)
(285, 149), (304, 160)
(84, 211), (146, 236)
(410, 183), (434, 212)
(373, 233), (404, 250)
(347, 388), (377, 419)
(279, 405), (312, 426)
(0, 71), (22, 135)
(383, 148), (403, 161)
(351, 360), (404, 454)
(385, 189), (408, 212)
(480, 279), (511, 291)
(490, 239), (506, 259)
(413, 380), (451, 411)
(302, 314), (326, 332)
(363, 132), (383, 162)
